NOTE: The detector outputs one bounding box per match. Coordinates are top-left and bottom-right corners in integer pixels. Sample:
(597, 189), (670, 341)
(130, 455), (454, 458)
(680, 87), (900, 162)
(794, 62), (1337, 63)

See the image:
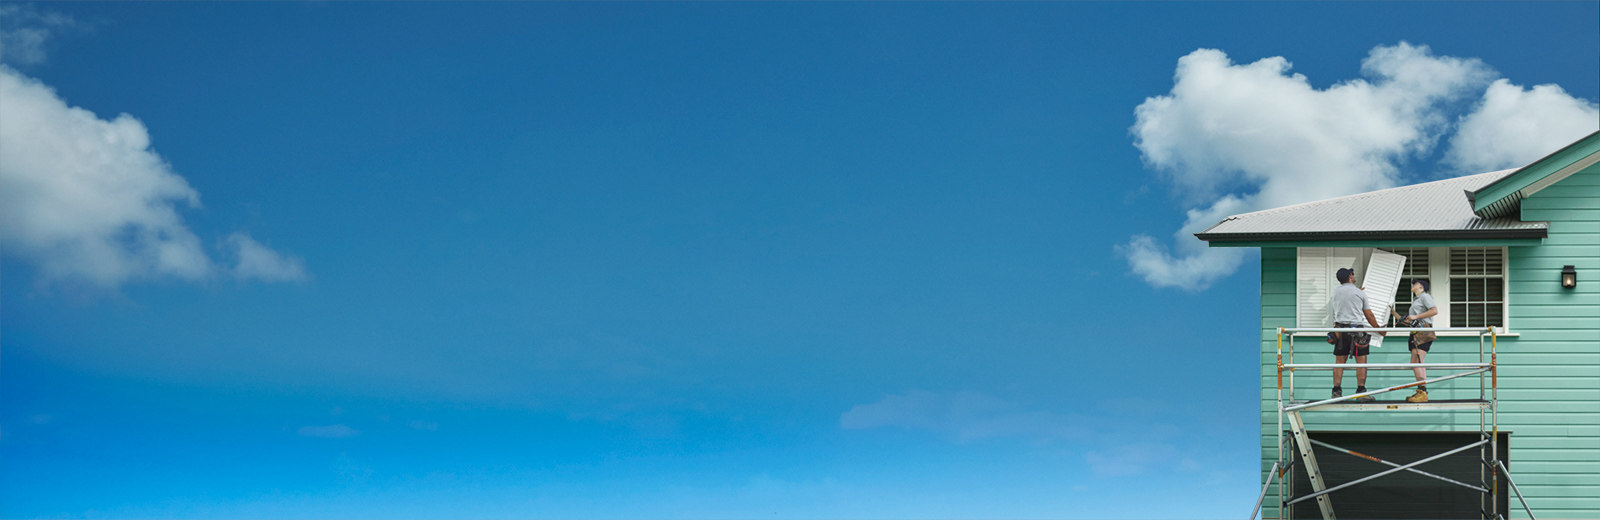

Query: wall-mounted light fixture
(1561, 265), (1577, 289)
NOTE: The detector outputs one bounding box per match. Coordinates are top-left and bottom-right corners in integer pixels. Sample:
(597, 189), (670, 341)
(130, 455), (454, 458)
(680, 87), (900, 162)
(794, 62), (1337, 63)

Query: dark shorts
(1333, 323), (1370, 357)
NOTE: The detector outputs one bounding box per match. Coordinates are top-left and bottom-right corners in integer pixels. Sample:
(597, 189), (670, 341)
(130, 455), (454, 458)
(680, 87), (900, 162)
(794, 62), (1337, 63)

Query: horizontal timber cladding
(1523, 209), (1599, 221)
(1511, 257), (1600, 270)
(1522, 196), (1600, 210)
(1509, 245), (1600, 259)
(1550, 220), (1600, 233)
(1259, 248), (1298, 520)
(1509, 304), (1600, 317)
(1541, 233), (1600, 246)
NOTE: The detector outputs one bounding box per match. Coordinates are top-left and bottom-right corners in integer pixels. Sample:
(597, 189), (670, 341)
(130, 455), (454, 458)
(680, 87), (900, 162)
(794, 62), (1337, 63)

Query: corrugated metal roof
(1196, 169), (1550, 242)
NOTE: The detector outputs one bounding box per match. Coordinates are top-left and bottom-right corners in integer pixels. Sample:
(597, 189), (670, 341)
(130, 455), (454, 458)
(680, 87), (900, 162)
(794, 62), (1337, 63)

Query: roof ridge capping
(1469, 130), (1600, 219)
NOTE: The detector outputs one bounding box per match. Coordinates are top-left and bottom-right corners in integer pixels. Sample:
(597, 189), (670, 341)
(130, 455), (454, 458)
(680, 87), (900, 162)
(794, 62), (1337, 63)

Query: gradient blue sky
(2, 2), (1596, 518)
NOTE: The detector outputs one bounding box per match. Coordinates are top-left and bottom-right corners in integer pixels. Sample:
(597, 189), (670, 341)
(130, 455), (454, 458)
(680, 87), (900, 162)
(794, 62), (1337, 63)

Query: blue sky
(1, 2), (1596, 518)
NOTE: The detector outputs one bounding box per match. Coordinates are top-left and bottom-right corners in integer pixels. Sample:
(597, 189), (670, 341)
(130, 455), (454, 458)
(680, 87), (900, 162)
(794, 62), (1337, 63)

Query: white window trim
(1439, 246), (1511, 333)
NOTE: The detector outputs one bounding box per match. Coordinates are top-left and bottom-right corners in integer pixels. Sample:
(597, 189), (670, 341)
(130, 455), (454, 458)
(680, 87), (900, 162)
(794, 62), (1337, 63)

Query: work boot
(1406, 390), (1429, 403)
(1331, 388), (1342, 399)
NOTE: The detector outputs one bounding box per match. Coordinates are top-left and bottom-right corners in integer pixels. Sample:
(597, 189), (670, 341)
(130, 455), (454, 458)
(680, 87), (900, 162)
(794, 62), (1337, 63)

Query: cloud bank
(0, 65), (306, 289)
(1122, 42), (1597, 291)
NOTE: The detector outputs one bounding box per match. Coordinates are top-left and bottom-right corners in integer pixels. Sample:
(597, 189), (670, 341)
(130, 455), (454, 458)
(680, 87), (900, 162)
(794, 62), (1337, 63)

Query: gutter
(1195, 227), (1548, 243)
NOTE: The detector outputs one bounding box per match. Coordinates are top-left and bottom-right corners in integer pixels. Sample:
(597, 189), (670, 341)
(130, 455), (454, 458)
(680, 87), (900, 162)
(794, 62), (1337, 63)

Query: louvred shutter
(1362, 250), (1407, 348)
(1297, 248), (1331, 329)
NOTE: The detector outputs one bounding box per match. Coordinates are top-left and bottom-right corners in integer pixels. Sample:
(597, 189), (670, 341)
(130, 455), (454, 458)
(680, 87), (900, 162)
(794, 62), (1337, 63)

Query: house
(1199, 131), (1599, 519)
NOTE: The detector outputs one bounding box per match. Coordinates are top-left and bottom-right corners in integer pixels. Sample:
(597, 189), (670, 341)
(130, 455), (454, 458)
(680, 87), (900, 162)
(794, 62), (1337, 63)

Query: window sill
(1288, 331), (1519, 338)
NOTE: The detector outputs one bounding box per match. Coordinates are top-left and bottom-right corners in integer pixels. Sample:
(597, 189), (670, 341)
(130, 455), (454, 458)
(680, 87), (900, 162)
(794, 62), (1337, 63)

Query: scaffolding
(1248, 327), (1538, 520)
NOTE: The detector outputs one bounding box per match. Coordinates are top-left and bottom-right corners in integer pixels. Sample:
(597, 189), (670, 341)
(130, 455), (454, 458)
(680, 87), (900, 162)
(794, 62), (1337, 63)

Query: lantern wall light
(1561, 265), (1577, 289)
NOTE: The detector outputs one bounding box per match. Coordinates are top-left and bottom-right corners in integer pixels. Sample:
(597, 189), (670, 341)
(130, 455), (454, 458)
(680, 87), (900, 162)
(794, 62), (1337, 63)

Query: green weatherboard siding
(1257, 167), (1600, 518)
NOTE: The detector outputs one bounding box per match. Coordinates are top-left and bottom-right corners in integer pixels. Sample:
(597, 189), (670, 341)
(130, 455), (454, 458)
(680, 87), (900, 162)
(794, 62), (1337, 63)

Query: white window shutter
(1363, 249), (1407, 348)
(1297, 248), (1331, 329)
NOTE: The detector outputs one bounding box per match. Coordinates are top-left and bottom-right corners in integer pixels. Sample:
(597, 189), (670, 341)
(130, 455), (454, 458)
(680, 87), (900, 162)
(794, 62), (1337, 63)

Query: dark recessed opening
(1286, 431), (1510, 519)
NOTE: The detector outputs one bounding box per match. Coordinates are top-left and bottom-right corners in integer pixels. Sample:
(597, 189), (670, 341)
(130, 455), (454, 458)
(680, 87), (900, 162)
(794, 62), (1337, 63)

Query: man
(1330, 267), (1385, 402)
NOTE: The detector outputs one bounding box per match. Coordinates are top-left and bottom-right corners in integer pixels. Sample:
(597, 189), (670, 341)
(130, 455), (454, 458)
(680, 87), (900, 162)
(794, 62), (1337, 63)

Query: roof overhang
(1198, 227), (1547, 248)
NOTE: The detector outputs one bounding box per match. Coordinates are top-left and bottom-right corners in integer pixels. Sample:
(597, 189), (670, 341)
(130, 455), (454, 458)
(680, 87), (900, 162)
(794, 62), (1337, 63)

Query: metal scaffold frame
(1247, 327), (1539, 520)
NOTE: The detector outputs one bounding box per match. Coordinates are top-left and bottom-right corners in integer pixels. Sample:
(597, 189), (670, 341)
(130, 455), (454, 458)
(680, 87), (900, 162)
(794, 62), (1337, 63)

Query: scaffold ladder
(1285, 410), (1335, 519)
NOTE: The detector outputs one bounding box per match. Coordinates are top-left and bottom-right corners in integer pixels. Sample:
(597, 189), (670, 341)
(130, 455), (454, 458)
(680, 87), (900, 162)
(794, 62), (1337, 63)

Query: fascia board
(1522, 151), (1600, 196)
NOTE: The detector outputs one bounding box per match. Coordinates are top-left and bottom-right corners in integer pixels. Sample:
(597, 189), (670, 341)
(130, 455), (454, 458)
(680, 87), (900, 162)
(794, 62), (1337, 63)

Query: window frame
(1381, 247), (1432, 328)
(1292, 246), (1512, 336)
(1443, 246), (1510, 331)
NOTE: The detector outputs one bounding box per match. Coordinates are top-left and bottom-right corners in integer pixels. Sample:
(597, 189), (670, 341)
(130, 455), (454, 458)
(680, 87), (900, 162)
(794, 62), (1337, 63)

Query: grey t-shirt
(1331, 283), (1371, 325)
(1409, 292), (1437, 326)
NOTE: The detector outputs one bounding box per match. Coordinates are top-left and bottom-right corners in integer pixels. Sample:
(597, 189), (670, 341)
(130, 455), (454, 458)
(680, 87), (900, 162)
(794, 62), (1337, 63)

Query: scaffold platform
(1287, 399), (1489, 413)
(1248, 327), (1537, 520)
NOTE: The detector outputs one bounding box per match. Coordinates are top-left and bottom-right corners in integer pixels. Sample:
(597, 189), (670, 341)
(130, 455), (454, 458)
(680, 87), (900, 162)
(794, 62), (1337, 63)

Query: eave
(1197, 227), (1547, 248)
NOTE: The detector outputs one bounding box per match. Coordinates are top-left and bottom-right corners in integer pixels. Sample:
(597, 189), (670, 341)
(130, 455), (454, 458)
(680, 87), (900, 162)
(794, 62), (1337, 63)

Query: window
(1383, 248), (1430, 326)
(1295, 247), (1405, 331)
(1449, 247), (1505, 328)
(1297, 246), (1511, 333)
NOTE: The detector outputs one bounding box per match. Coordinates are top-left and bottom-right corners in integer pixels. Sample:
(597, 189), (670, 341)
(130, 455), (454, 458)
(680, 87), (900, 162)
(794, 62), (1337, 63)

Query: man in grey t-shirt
(1329, 268), (1385, 402)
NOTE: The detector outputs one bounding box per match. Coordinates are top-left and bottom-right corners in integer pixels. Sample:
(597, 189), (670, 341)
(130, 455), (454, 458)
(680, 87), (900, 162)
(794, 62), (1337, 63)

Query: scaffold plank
(1289, 399), (1490, 412)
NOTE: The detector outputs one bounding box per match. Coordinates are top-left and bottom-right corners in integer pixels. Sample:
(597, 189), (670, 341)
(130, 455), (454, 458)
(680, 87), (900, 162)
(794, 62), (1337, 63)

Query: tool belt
(1410, 323), (1436, 345)
(1328, 323), (1371, 347)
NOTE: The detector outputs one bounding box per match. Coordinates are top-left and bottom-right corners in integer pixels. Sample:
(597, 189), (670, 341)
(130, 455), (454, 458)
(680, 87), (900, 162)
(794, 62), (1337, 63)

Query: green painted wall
(1257, 166), (1599, 518)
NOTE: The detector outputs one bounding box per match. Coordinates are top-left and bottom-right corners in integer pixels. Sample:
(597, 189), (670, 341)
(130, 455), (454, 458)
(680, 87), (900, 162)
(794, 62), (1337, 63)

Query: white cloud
(1, 66), (212, 287)
(297, 424), (360, 438)
(1445, 79), (1600, 174)
(840, 390), (1091, 443)
(0, 4), (80, 66)
(1124, 43), (1497, 291)
(0, 65), (305, 289)
(227, 233), (309, 283)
